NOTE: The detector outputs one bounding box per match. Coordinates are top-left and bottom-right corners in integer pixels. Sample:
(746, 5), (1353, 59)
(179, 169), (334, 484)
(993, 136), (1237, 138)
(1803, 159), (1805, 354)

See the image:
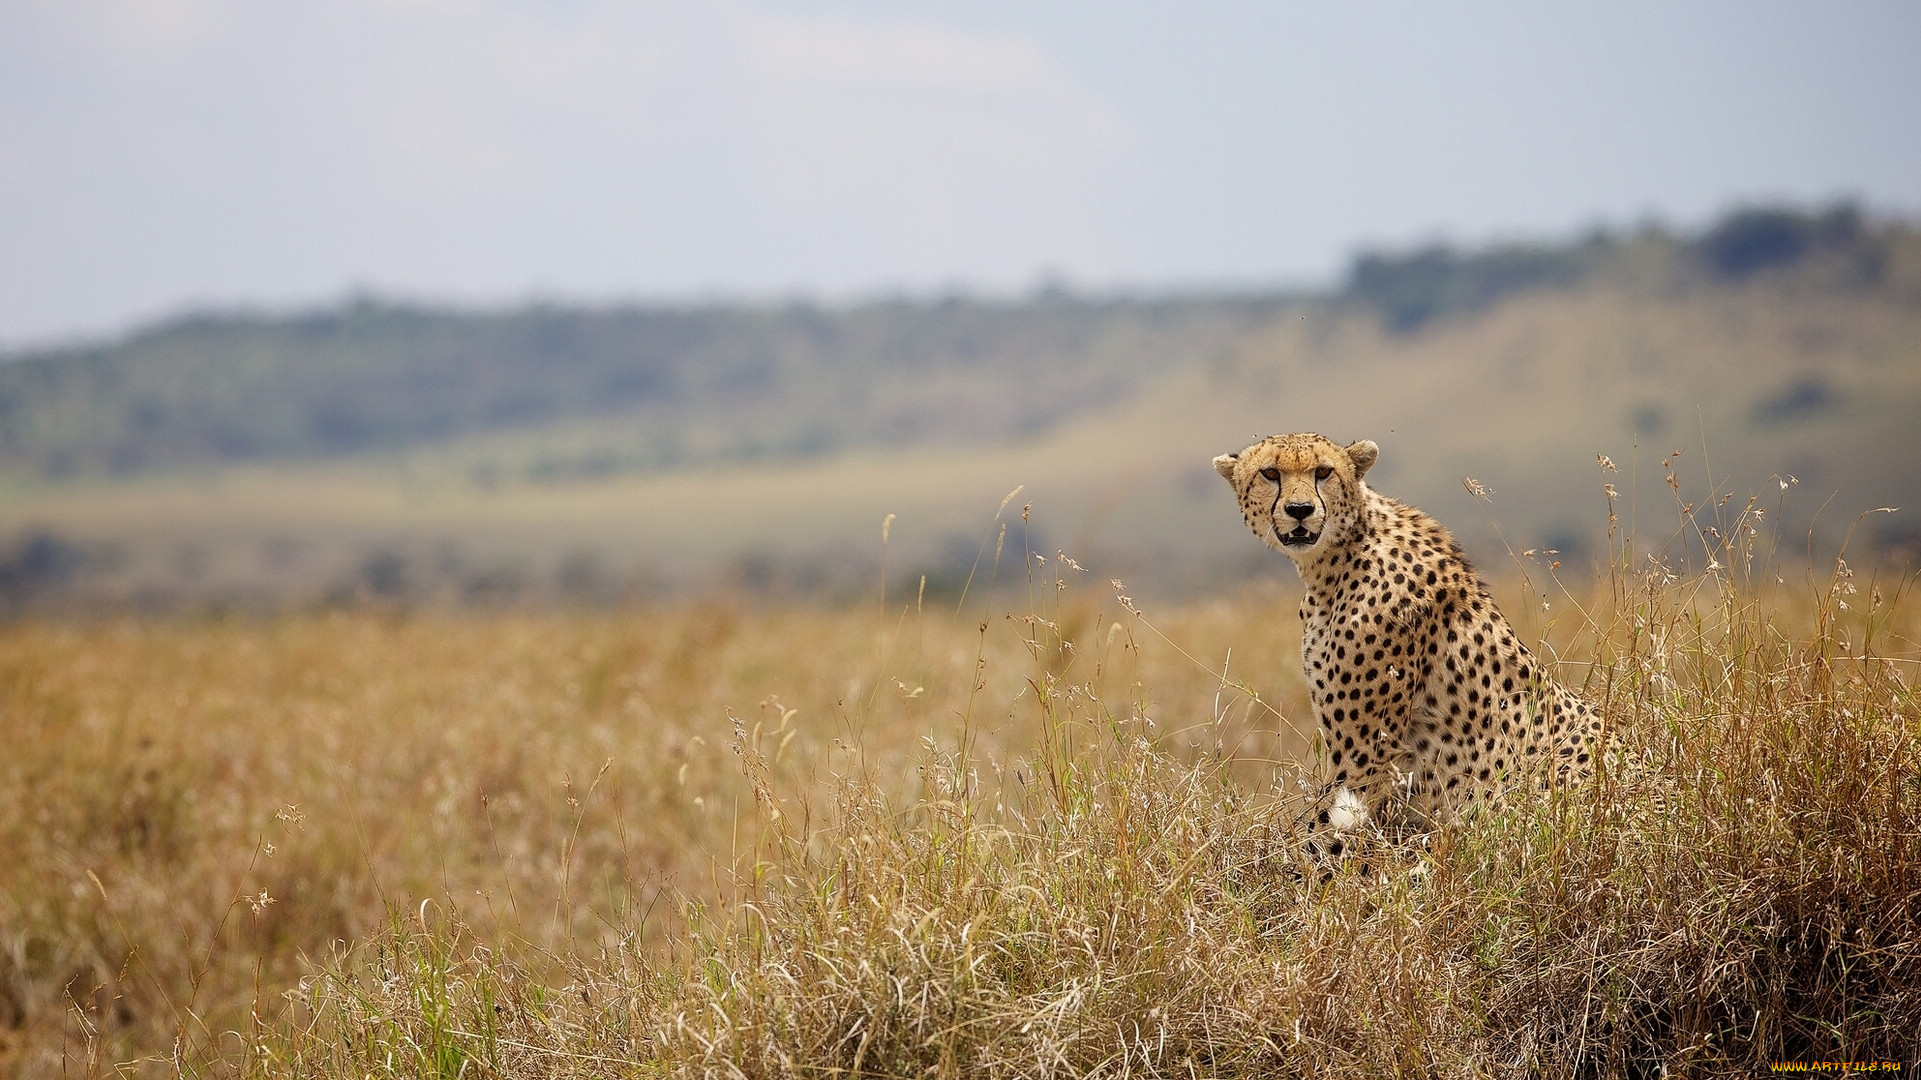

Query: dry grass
(4, 506), (1920, 1077)
(0, 534), (1303, 1077)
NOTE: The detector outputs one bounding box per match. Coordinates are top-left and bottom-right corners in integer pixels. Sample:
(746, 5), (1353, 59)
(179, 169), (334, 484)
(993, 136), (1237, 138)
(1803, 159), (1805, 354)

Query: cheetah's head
(1211, 433), (1379, 560)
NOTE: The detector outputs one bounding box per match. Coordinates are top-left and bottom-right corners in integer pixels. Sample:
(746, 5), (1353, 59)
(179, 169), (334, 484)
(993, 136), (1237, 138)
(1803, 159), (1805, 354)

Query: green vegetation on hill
(1345, 202), (1895, 331)
(1, 203), (1918, 610)
(0, 294), (1294, 480)
(2, 203), (1909, 484)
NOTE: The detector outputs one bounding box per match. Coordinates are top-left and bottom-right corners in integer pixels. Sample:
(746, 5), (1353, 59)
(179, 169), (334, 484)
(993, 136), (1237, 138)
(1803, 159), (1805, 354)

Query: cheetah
(1212, 432), (1601, 831)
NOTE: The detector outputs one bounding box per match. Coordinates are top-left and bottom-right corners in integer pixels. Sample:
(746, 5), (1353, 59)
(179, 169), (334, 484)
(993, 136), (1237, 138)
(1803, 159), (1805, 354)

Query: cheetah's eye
(1314, 466), (1334, 481)
(1259, 467), (1281, 482)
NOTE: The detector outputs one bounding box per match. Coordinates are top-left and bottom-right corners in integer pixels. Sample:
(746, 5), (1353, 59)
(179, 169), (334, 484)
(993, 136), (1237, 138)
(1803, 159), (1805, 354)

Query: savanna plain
(4, 210), (1921, 1077)
(5, 491), (1920, 1078)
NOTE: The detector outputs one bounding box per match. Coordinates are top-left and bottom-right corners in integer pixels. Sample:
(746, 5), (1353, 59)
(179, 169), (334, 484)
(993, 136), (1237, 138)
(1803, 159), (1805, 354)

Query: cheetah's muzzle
(1279, 526), (1319, 547)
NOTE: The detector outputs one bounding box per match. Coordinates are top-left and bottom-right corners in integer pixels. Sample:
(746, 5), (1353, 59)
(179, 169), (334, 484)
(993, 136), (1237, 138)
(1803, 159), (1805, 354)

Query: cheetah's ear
(1345, 440), (1379, 480)
(1212, 453), (1239, 481)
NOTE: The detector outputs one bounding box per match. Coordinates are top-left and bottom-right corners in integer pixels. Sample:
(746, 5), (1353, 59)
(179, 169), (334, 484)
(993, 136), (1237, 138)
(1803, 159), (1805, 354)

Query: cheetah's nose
(1283, 502), (1315, 521)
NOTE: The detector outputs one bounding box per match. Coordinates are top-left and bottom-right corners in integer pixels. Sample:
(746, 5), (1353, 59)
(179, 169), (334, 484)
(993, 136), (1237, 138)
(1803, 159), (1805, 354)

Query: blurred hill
(0, 293), (1290, 480)
(2, 204), (1918, 609)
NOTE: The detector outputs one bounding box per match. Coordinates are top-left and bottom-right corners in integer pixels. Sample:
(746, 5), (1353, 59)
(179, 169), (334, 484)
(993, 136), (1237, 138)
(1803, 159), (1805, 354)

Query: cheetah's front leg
(1308, 682), (1416, 836)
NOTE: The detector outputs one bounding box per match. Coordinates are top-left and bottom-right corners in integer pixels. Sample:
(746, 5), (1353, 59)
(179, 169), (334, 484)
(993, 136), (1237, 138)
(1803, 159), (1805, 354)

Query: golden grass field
(4, 482), (1919, 1076)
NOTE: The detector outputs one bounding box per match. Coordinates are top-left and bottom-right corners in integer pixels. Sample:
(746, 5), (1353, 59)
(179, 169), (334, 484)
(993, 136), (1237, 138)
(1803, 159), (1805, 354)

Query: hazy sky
(2, 0), (1917, 346)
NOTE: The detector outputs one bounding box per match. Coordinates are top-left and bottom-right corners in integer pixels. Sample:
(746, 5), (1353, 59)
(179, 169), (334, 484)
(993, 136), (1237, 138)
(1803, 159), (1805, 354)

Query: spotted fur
(1213, 432), (1601, 830)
